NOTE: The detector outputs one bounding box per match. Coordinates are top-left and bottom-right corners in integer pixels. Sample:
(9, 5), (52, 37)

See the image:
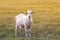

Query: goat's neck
(27, 14), (32, 20)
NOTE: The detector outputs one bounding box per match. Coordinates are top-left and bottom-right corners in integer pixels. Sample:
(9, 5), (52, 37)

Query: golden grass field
(0, 0), (60, 40)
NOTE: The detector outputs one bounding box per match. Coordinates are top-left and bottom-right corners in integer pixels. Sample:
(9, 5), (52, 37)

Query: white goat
(15, 9), (33, 38)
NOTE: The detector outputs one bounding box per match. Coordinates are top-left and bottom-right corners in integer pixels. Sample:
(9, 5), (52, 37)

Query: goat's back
(16, 14), (26, 25)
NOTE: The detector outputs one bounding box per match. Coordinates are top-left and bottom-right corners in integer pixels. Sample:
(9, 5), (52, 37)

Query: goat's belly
(21, 24), (24, 28)
(26, 22), (31, 29)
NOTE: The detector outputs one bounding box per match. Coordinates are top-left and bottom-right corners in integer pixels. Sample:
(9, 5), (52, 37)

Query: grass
(0, 0), (60, 40)
(0, 24), (60, 40)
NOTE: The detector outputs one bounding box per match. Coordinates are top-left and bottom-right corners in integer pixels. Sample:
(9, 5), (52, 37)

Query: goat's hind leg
(15, 25), (18, 36)
(19, 25), (24, 37)
(19, 26), (22, 36)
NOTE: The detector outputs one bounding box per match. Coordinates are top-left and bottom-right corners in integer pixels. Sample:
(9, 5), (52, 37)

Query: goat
(15, 9), (33, 38)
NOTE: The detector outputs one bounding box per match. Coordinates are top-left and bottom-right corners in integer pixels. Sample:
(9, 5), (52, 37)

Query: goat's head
(27, 9), (32, 14)
(27, 9), (32, 17)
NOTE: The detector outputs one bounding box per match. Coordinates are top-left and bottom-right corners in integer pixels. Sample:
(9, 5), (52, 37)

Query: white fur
(15, 10), (33, 38)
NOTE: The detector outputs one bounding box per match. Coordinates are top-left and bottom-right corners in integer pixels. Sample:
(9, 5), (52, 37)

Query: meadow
(0, 0), (60, 40)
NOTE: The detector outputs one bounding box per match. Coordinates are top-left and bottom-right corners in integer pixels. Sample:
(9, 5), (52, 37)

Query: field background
(0, 0), (60, 40)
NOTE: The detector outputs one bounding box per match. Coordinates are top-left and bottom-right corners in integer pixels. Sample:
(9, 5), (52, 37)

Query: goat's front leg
(27, 28), (31, 38)
(25, 27), (31, 38)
